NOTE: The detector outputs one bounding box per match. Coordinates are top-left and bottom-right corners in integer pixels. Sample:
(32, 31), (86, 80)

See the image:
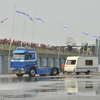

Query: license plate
(15, 72), (18, 74)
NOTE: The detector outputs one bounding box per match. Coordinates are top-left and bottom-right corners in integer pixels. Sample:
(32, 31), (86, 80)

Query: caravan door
(64, 60), (76, 72)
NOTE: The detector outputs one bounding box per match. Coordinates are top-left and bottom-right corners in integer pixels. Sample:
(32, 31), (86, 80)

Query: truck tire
(85, 72), (89, 75)
(51, 68), (57, 76)
(16, 74), (23, 77)
(28, 68), (36, 77)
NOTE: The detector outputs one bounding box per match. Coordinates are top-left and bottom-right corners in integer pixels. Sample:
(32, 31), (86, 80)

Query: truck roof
(13, 49), (36, 53)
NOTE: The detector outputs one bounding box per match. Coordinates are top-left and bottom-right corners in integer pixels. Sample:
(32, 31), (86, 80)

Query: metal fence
(0, 43), (95, 56)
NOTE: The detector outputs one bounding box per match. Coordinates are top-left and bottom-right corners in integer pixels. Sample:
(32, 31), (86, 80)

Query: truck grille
(15, 62), (19, 66)
(11, 61), (23, 69)
(15, 62), (19, 69)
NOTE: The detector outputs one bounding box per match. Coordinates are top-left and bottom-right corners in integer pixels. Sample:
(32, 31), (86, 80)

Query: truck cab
(11, 47), (59, 77)
(11, 47), (37, 77)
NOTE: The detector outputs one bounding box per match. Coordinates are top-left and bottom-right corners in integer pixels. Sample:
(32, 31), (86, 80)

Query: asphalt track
(0, 72), (100, 78)
(0, 72), (100, 100)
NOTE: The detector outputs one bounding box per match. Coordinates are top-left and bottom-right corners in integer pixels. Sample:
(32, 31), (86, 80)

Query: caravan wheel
(67, 72), (70, 74)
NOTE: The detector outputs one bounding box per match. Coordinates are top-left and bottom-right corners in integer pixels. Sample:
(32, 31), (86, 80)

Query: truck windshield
(67, 60), (76, 65)
(13, 53), (25, 59)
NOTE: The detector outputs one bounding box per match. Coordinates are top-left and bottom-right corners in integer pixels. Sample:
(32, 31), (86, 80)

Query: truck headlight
(10, 68), (13, 70)
(21, 68), (25, 70)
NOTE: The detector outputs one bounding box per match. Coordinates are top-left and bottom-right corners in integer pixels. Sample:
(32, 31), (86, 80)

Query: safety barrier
(0, 43), (95, 56)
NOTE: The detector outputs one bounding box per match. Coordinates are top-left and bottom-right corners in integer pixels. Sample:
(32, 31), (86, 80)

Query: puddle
(0, 76), (100, 100)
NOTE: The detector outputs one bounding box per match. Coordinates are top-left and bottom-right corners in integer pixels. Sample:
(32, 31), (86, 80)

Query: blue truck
(11, 47), (59, 77)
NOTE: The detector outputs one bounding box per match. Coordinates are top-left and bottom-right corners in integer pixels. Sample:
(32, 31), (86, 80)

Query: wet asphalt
(0, 73), (100, 100)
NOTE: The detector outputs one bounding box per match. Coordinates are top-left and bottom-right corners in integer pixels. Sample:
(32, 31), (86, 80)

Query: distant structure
(64, 37), (76, 46)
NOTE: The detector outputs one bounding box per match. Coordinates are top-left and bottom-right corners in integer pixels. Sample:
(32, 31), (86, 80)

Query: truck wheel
(28, 68), (36, 77)
(86, 72), (89, 75)
(51, 68), (57, 76)
(76, 72), (79, 75)
(16, 74), (23, 77)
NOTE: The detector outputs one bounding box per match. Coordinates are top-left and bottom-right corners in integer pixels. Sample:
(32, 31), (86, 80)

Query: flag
(82, 31), (86, 36)
(35, 15), (44, 23)
(16, 8), (33, 21)
(26, 13), (33, 21)
(63, 24), (68, 31)
(94, 35), (99, 40)
(89, 34), (93, 38)
(16, 8), (26, 18)
(86, 32), (90, 37)
(82, 31), (100, 40)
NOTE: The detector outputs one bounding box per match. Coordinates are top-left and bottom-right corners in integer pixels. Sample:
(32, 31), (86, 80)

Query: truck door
(32, 52), (36, 61)
(25, 53), (33, 67)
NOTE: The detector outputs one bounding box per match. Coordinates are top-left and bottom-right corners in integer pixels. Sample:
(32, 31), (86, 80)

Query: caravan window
(85, 60), (93, 66)
(67, 60), (76, 65)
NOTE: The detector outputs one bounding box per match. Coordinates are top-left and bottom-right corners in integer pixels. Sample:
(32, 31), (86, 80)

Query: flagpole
(91, 34), (93, 56)
(92, 33), (95, 56)
(58, 22), (63, 72)
(8, 5), (16, 62)
(82, 31), (83, 55)
(31, 13), (39, 67)
(81, 30), (83, 56)
(88, 32), (91, 56)
(97, 38), (99, 57)
(85, 31), (87, 56)
(95, 35), (99, 57)
(82, 31), (85, 56)
(98, 36), (100, 58)
(82, 31), (84, 56)
(98, 36), (99, 57)
(21, 11), (26, 47)
(31, 13), (36, 43)
(86, 32), (88, 56)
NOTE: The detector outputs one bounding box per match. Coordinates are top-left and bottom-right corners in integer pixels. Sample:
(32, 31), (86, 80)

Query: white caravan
(64, 56), (99, 75)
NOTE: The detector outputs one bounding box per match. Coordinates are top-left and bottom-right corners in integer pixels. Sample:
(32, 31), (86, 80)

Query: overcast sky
(0, 0), (100, 46)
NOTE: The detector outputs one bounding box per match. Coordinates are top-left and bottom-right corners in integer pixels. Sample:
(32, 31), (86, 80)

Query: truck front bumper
(12, 70), (26, 74)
